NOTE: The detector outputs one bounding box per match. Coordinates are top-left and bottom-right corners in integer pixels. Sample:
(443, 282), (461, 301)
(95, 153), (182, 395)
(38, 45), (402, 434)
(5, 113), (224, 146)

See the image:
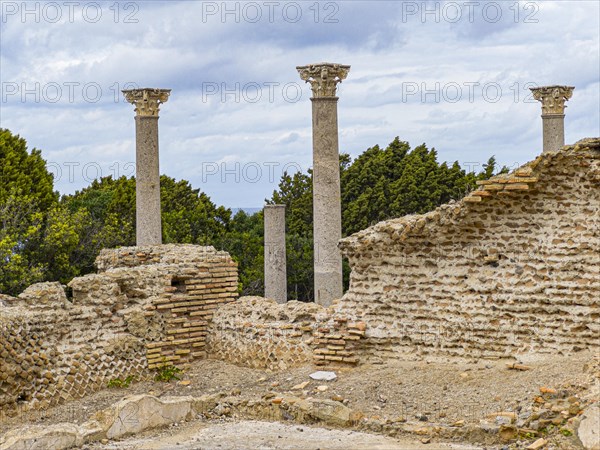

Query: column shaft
(135, 116), (162, 245)
(297, 62), (350, 306)
(264, 205), (287, 303)
(312, 98), (343, 305)
(541, 114), (565, 153)
(123, 88), (170, 246)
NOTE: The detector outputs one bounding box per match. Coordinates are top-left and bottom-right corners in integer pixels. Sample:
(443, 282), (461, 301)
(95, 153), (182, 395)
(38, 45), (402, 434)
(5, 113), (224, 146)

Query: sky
(1, 0), (598, 209)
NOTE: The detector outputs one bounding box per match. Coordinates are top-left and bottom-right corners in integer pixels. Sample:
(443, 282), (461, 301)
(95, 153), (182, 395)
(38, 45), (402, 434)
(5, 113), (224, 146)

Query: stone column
(530, 85), (574, 153)
(123, 88), (171, 246)
(264, 204), (287, 304)
(297, 62), (350, 306)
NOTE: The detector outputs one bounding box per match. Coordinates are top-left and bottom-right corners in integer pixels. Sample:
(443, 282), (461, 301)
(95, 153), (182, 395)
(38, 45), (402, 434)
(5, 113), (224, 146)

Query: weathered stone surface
(17, 282), (68, 307)
(297, 63), (350, 98)
(207, 296), (364, 370)
(95, 395), (194, 439)
(264, 204), (287, 304)
(309, 371), (337, 381)
(207, 297), (322, 370)
(0, 245), (238, 413)
(305, 398), (364, 427)
(123, 88), (171, 246)
(530, 85), (574, 153)
(0, 392), (366, 449)
(338, 139), (600, 361)
(297, 62), (350, 306)
(578, 404), (600, 450)
(0, 423), (81, 450)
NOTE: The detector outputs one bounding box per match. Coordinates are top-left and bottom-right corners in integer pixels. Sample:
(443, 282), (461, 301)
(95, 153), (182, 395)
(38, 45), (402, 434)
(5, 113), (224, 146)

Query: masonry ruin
(0, 78), (598, 449)
(123, 87), (171, 246)
(0, 245), (237, 414)
(297, 62), (350, 306)
(1, 138), (597, 419)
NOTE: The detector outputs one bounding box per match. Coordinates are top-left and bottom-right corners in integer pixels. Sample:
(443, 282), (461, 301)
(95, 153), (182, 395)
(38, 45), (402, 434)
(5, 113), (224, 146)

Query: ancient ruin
(1, 80), (599, 449)
(0, 245), (237, 413)
(531, 85), (575, 153)
(338, 137), (599, 361)
(123, 88), (171, 245)
(297, 62), (350, 306)
(263, 204), (287, 304)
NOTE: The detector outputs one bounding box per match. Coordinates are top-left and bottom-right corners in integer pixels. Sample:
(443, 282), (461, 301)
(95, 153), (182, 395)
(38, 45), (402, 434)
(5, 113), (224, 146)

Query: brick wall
(337, 139), (600, 361)
(0, 245), (238, 413)
(208, 296), (366, 370)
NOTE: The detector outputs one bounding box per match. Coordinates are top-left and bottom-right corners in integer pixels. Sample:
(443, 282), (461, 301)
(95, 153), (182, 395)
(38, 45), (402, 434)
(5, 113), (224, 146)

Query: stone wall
(207, 296), (366, 370)
(337, 138), (600, 361)
(0, 245), (238, 413)
(94, 245), (238, 368)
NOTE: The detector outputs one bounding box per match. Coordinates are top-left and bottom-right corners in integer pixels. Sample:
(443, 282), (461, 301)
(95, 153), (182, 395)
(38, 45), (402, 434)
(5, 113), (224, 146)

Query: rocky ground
(85, 420), (481, 450)
(1, 351), (598, 449)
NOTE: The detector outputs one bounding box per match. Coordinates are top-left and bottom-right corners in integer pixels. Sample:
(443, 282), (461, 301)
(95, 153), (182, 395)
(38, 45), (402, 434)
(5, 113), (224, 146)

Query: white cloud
(1, 0), (598, 207)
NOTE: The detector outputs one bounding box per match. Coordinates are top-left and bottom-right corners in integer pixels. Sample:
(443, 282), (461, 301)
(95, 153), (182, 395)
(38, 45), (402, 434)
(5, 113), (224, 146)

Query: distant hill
(231, 207), (262, 216)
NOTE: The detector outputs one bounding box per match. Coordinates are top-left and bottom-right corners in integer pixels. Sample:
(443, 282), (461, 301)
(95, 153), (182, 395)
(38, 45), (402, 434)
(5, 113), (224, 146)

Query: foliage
(107, 375), (135, 388)
(215, 210), (264, 296)
(0, 129), (63, 294)
(153, 360), (182, 382)
(264, 137), (506, 299)
(1, 129), (506, 302)
(62, 175), (231, 275)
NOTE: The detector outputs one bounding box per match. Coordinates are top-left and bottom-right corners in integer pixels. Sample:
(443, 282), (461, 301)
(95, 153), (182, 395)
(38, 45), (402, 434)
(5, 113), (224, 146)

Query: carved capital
(296, 62), (350, 98)
(530, 85), (574, 115)
(122, 88), (171, 117)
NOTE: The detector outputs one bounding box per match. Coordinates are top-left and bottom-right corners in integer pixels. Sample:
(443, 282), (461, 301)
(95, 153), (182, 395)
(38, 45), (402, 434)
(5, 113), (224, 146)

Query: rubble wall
(338, 139), (600, 361)
(207, 297), (366, 370)
(0, 245), (238, 413)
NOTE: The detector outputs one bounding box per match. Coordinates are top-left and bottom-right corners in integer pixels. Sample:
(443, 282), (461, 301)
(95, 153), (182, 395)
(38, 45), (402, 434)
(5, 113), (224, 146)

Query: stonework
(122, 88), (171, 117)
(264, 205), (287, 304)
(207, 296), (366, 370)
(297, 62), (350, 306)
(297, 63), (350, 98)
(337, 138), (600, 361)
(123, 88), (171, 246)
(0, 245), (237, 414)
(530, 85), (574, 115)
(530, 85), (574, 153)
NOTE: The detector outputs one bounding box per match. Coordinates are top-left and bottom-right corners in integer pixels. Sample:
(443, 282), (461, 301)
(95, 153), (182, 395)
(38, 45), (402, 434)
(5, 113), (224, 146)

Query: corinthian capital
(296, 62), (350, 98)
(530, 85), (574, 115)
(123, 88), (171, 117)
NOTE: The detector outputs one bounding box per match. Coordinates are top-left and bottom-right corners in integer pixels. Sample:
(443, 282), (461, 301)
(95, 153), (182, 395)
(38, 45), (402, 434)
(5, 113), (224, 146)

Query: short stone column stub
(297, 62), (350, 306)
(123, 88), (171, 246)
(264, 204), (287, 304)
(530, 85), (574, 153)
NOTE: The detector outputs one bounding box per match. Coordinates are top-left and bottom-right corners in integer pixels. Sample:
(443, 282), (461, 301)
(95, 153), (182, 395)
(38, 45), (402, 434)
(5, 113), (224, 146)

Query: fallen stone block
(93, 394), (194, 439)
(0, 423), (81, 450)
(578, 404), (600, 450)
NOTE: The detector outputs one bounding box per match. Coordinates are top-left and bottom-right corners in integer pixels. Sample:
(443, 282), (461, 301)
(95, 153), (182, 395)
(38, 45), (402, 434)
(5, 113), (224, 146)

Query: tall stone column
(123, 88), (171, 246)
(297, 62), (350, 306)
(530, 85), (574, 153)
(264, 204), (287, 304)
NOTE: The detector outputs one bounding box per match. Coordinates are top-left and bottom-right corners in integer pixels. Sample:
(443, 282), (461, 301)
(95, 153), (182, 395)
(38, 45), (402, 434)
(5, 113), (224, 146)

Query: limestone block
(93, 394), (194, 439)
(0, 423), (81, 450)
(578, 404), (600, 450)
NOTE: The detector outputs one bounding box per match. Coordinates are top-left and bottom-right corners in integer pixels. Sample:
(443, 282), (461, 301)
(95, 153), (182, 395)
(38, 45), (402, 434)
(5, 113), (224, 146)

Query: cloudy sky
(1, 0), (598, 208)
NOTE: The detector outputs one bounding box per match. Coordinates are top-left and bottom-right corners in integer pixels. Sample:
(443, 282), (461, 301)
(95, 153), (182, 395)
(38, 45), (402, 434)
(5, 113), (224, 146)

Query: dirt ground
(84, 420), (482, 450)
(1, 351), (597, 448)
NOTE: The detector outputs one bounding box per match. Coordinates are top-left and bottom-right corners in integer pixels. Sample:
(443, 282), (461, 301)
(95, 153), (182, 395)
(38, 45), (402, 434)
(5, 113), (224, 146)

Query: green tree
(0, 129), (67, 294)
(63, 175), (231, 275)
(216, 210), (264, 296)
(269, 137), (506, 300)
